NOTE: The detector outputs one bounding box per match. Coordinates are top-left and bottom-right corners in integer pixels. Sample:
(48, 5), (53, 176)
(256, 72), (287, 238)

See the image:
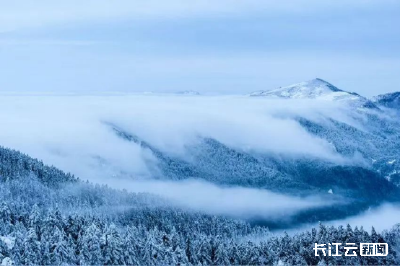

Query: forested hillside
(1, 144), (400, 265)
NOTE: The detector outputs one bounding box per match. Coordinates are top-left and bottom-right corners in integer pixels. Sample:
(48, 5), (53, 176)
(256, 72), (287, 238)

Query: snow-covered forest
(1, 145), (400, 265)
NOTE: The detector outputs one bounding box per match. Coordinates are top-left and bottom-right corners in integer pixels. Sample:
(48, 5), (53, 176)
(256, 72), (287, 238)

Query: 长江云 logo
(313, 243), (388, 257)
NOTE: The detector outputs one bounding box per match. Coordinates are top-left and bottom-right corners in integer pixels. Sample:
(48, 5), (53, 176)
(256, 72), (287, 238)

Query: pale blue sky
(0, 0), (399, 96)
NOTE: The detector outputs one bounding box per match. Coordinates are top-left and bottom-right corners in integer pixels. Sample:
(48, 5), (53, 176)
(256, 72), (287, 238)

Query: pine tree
(49, 228), (74, 265)
(29, 204), (42, 241)
(121, 227), (140, 266)
(79, 223), (103, 265)
(0, 203), (11, 235)
(0, 238), (9, 262)
(101, 223), (124, 265)
(21, 228), (41, 265)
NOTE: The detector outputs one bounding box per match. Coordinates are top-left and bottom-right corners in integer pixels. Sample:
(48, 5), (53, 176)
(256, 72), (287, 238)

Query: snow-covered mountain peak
(250, 78), (377, 108)
(250, 78), (343, 99)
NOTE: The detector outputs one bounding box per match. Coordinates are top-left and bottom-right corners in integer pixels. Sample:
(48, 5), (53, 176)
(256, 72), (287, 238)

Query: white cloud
(283, 204), (400, 234)
(1, 0), (397, 32)
(0, 39), (99, 46)
(328, 204), (400, 232)
(109, 178), (334, 220)
(0, 94), (386, 224)
(0, 94), (348, 183)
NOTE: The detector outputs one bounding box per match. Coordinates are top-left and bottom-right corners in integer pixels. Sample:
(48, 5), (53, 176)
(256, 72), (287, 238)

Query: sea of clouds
(0, 94), (370, 222)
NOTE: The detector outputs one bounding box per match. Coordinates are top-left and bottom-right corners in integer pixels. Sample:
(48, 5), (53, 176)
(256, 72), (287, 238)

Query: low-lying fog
(0, 94), (387, 227)
(279, 203), (400, 234)
(109, 178), (335, 220)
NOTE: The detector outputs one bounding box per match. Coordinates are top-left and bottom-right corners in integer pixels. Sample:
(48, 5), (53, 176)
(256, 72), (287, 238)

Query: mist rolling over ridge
(1, 79), (400, 221)
(1, 1), (400, 263)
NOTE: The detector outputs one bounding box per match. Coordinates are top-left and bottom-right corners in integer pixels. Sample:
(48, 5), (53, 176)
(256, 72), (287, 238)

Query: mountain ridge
(373, 91), (400, 109)
(250, 78), (378, 109)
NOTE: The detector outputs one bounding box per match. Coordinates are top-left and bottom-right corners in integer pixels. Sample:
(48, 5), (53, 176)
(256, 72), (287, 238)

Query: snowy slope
(373, 91), (400, 109)
(250, 78), (377, 108)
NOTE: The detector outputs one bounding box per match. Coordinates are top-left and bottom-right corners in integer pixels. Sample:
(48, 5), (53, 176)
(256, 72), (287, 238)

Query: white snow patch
(1, 258), (14, 266)
(0, 236), (15, 249)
